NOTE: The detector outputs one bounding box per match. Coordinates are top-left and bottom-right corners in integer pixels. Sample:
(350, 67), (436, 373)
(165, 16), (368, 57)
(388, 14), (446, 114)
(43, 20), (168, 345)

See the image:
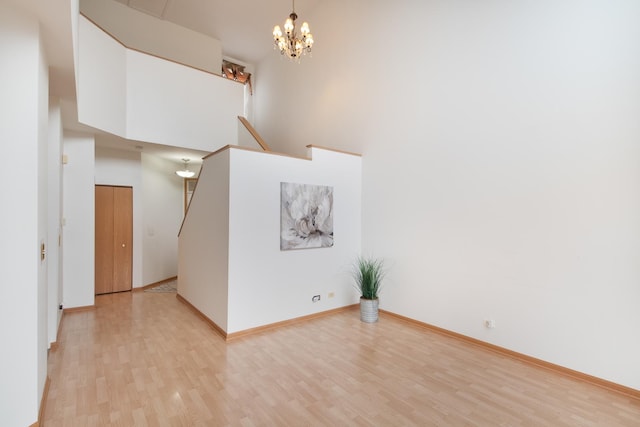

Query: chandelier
(272, 0), (314, 60)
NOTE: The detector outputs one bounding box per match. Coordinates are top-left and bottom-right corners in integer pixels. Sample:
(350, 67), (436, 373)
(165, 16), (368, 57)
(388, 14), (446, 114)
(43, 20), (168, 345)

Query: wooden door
(95, 186), (114, 295)
(112, 187), (132, 292)
(95, 185), (133, 295)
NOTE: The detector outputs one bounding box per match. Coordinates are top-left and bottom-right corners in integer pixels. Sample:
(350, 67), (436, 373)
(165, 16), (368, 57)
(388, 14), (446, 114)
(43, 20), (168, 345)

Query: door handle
(122, 243), (126, 248)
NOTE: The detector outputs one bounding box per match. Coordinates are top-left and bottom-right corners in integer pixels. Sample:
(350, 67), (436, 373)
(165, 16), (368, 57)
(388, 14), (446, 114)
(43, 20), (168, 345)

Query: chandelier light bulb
(300, 22), (310, 35)
(273, 25), (282, 38)
(284, 18), (294, 34)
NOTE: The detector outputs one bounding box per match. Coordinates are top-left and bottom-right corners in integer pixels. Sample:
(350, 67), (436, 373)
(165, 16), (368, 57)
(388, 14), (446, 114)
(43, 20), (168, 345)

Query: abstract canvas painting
(280, 182), (334, 250)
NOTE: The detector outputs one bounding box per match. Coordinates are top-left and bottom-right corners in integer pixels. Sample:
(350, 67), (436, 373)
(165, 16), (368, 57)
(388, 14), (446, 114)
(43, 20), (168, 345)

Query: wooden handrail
(238, 116), (271, 151)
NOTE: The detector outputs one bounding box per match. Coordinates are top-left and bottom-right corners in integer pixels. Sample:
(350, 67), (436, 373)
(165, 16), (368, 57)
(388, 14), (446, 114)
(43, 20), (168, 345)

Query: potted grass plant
(352, 256), (385, 323)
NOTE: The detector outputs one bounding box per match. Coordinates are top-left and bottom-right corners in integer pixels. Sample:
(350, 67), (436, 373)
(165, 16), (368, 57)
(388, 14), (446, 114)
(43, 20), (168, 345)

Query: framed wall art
(280, 182), (334, 250)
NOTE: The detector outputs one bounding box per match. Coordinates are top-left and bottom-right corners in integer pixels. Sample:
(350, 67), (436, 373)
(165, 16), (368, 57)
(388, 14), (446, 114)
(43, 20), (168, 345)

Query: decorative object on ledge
(352, 257), (386, 323)
(175, 158), (195, 178)
(221, 60), (253, 95)
(280, 182), (333, 250)
(272, 0), (314, 60)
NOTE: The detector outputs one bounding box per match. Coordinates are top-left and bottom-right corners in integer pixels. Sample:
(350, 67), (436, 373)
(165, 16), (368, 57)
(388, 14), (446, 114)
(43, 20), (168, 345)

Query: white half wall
(95, 146), (143, 288)
(254, 1), (640, 390)
(81, 0), (222, 74)
(77, 15), (244, 152)
(141, 153), (184, 285)
(63, 133), (95, 308)
(179, 146), (362, 335)
(178, 149), (230, 332)
(77, 14), (126, 136)
(125, 49), (244, 150)
(227, 147), (362, 333)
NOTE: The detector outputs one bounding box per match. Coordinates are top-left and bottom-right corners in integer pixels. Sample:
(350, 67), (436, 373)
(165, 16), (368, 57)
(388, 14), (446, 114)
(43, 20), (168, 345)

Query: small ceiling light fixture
(175, 158), (195, 178)
(272, 0), (314, 60)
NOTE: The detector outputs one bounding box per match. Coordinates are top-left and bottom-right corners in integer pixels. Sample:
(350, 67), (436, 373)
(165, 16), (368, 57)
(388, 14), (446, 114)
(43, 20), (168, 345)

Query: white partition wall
(141, 154), (185, 285)
(178, 146), (362, 335)
(62, 133), (96, 309)
(227, 147), (361, 333)
(179, 149), (231, 332)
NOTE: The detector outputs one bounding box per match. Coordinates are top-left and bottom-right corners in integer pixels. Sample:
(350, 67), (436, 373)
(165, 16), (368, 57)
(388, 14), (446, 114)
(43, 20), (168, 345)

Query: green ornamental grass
(353, 257), (385, 300)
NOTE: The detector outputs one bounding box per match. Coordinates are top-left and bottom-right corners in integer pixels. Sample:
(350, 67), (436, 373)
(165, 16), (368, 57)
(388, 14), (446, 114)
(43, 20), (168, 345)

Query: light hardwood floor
(43, 291), (639, 426)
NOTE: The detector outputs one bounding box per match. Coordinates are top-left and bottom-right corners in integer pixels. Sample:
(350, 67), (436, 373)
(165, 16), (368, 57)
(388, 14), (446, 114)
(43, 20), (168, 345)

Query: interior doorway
(95, 185), (133, 295)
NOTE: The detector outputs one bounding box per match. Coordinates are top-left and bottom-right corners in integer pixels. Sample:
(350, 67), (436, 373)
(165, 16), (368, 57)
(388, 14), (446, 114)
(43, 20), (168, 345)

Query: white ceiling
(12, 0), (320, 165)
(95, 132), (210, 165)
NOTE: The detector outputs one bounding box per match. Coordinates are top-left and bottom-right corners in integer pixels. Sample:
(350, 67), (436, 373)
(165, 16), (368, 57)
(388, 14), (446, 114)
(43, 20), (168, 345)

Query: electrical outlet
(485, 319), (496, 329)
(312, 295), (321, 302)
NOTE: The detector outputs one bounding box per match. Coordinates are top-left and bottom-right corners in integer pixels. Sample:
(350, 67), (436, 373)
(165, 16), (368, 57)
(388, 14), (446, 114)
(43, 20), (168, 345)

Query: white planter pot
(360, 297), (379, 323)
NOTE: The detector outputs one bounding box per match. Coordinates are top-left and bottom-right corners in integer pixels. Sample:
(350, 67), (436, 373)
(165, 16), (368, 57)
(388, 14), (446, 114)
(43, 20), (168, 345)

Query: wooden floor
(44, 292), (639, 426)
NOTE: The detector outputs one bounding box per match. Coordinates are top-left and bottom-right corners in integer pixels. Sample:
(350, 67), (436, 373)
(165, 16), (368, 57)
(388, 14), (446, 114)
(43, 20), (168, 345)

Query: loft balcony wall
(77, 15), (243, 152)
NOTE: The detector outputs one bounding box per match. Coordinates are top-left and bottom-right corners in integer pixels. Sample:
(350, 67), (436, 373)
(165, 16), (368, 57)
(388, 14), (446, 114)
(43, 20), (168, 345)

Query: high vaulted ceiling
(114, 0), (320, 64)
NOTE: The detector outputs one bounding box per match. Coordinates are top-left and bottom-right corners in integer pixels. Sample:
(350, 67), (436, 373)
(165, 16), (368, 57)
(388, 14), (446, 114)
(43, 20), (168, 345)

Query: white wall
(72, 0), (79, 95)
(254, 0), (640, 390)
(125, 50), (244, 150)
(77, 16), (244, 152)
(0, 3), (49, 424)
(95, 146), (143, 288)
(36, 25), (49, 407)
(63, 145), (185, 297)
(141, 153), (184, 285)
(179, 150), (230, 331)
(81, 0), (222, 74)
(63, 133), (95, 308)
(179, 146), (361, 334)
(237, 118), (266, 150)
(48, 98), (64, 346)
(227, 147), (362, 333)
(77, 15), (126, 135)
